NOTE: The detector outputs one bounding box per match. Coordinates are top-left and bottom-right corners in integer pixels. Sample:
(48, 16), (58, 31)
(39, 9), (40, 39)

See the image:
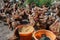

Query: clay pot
(18, 25), (34, 40)
(33, 29), (56, 40)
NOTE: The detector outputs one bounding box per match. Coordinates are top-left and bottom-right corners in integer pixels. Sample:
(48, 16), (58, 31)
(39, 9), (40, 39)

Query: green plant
(24, 0), (52, 7)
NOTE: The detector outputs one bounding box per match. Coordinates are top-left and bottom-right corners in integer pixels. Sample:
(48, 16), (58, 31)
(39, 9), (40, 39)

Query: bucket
(18, 25), (34, 40)
(33, 29), (56, 40)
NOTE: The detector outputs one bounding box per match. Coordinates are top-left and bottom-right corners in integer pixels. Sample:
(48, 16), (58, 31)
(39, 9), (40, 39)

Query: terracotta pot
(33, 29), (56, 40)
(18, 25), (34, 40)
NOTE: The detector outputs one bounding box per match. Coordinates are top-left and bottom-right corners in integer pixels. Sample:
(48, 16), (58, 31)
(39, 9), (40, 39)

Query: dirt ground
(0, 21), (14, 40)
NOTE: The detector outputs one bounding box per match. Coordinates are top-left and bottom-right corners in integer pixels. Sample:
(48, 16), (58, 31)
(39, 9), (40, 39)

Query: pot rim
(32, 29), (56, 40)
